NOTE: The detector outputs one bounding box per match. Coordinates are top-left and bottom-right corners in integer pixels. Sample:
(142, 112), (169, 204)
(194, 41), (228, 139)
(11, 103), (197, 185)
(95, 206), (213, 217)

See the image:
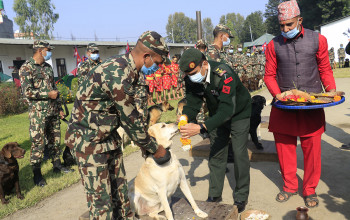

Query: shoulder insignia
(215, 67), (226, 76)
(222, 85), (231, 94)
(224, 77), (233, 84)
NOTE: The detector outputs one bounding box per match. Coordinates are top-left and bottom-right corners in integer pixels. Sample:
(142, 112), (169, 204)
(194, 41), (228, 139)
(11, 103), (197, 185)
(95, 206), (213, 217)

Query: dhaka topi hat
(278, 0), (300, 21)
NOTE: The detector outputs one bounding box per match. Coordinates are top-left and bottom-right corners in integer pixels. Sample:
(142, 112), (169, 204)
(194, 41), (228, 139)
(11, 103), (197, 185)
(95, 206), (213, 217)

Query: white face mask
(189, 66), (207, 83)
(238, 48), (242, 52)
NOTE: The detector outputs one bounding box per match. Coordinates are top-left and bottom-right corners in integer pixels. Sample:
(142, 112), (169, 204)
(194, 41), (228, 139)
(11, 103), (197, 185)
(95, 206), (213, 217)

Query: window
(56, 58), (67, 79)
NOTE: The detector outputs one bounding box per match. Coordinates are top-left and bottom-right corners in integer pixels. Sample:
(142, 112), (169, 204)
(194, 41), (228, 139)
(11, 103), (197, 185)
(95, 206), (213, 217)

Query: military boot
(32, 163), (47, 187)
(52, 159), (74, 173)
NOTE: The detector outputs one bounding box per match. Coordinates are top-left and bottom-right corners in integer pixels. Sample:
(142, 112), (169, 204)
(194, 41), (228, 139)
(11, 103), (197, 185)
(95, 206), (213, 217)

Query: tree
(264, 0), (284, 36)
(316, 0), (350, 24)
(243, 11), (266, 43)
(13, 0), (59, 39)
(166, 12), (197, 43)
(219, 13), (245, 45)
(202, 17), (214, 43)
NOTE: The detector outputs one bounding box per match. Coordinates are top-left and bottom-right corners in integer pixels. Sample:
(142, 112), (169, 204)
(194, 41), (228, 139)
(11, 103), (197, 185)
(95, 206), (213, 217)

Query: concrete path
(4, 78), (350, 220)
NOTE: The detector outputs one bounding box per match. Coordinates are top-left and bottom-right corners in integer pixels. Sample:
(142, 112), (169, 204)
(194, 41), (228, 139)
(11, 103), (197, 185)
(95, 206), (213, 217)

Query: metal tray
(273, 96), (345, 110)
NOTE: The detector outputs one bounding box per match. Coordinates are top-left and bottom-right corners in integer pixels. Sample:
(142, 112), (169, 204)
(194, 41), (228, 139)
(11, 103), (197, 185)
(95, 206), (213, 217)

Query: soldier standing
(179, 48), (251, 213)
(207, 24), (234, 67)
(65, 31), (168, 220)
(232, 44), (245, 79)
(329, 47), (335, 69)
(19, 40), (72, 187)
(77, 43), (102, 85)
(338, 44), (345, 68)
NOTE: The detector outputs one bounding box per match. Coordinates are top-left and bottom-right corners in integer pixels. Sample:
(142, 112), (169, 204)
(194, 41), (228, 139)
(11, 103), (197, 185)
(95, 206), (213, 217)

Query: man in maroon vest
(264, 0), (336, 208)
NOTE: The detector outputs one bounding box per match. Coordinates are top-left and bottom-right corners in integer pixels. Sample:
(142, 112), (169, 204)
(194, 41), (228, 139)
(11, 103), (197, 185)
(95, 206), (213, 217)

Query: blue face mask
(281, 22), (300, 39)
(189, 66), (206, 83)
(141, 56), (159, 75)
(90, 53), (99, 61)
(43, 51), (52, 61)
(223, 36), (230, 46)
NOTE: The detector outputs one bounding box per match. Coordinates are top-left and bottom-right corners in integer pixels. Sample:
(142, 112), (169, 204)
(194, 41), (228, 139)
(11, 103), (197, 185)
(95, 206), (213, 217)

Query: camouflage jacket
(328, 50), (335, 60)
(338, 48), (345, 58)
(19, 58), (62, 114)
(65, 53), (158, 155)
(77, 58), (102, 85)
(207, 44), (233, 68)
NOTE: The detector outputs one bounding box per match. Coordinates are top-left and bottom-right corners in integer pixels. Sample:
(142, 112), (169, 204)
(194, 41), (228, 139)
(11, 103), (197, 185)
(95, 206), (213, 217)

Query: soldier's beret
(179, 48), (206, 73)
(87, 43), (99, 52)
(214, 24), (234, 38)
(138, 31), (171, 65)
(33, 40), (54, 50)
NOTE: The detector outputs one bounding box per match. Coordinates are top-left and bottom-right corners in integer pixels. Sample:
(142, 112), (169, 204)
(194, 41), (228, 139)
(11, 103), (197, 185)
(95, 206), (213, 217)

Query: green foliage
(13, 0), (59, 39)
(70, 77), (79, 101)
(0, 83), (28, 116)
(166, 12), (197, 43)
(56, 82), (74, 104)
(264, 0), (284, 36)
(316, 0), (350, 23)
(243, 11), (267, 43)
(202, 17), (214, 44)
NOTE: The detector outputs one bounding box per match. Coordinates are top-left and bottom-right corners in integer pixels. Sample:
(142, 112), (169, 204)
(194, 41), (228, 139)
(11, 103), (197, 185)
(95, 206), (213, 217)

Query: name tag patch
(224, 77), (233, 84)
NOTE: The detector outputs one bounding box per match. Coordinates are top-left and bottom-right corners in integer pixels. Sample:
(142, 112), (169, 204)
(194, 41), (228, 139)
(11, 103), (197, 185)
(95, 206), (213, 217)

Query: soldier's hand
(59, 111), (65, 119)
(48, 90), (58, 99)
(180, 123), (200, 139)
(153, 145), (167, 159)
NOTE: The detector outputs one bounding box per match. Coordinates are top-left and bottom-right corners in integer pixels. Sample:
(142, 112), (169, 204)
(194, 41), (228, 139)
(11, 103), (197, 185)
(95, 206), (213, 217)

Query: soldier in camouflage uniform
(19, 40), (72, 187)
(65, 31), (169, 220)
(257, 48), (266, 88)
(241, 49), (252, 90)
(207, 24), (234, 68)
(77, 43), (102, 85)
(232, 44), (245, 79)
(338, 44), (345, 68)
(329, 47), (335, 69)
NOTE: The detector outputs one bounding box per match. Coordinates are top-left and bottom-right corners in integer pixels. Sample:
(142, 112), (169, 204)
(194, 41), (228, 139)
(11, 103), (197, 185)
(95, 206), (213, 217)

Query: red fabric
(278, 0), (300, 21)
(154, 68), (163, 92)
(70, 68), (78, 77)
(73, 47), (81, 66)
(146, 74), (155, 93)
(14, 78), (21, 87)
(126, 41), (130, 53)
(264, 26), (335, 136)
(274, 133), (322, 196)
(171, 74), (178, 87)
(162, 75), (172, 90)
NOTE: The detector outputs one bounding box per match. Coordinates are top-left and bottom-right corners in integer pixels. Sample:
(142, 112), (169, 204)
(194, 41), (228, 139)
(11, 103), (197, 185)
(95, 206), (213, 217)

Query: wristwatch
(199, 124), (207, 135)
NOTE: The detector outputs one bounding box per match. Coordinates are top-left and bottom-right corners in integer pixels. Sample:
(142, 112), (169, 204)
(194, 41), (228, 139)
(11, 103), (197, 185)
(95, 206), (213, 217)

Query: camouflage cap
(228, 44), (234, 49)
(87, 43), (99, 52)
(247, 49), (251, 53)
(214, 24), (234, 38)
(340, 44), (343, 47)
(138, 31), (170, 65)
(237, 44), (242, 48)
(33, 40), (54, 50)
(196, 39), (207, 48)
(179, 48), (206, 73)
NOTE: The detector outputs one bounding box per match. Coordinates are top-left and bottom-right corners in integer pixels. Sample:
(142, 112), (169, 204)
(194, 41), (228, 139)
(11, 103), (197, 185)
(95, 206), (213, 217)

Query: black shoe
(32, 163), (47, 187)
(206, 196), (222, 203)
(52, 159), (74, 173)
(234, 200), (247, 213)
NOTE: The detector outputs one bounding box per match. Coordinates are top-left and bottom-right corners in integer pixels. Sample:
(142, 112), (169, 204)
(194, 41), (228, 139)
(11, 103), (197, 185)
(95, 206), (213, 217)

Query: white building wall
(0, 44), (126, 77)
(320, 16), (350, 62)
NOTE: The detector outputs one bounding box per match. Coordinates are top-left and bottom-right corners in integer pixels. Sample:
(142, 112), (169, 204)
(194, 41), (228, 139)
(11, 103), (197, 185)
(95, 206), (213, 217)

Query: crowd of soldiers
(195, 37), (266, 93)
(328, 44), (347, 69)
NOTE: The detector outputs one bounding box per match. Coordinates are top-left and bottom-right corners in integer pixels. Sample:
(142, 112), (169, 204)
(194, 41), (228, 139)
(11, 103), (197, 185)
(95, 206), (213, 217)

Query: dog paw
(17, 194), (24, 200)
(255, 143), (264, 150)
(195, 209), (208, 218)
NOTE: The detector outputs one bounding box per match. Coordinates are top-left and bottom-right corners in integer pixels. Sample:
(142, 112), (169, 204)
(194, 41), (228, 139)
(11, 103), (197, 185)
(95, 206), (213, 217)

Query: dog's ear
(1, 144), (12, 159)
(148, 126), (156, 138)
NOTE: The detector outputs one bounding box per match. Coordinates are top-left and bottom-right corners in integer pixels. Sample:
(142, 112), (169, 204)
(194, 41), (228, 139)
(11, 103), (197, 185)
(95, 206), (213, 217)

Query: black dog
(0, 142), (25, 204)
(250, 95), (266, 150)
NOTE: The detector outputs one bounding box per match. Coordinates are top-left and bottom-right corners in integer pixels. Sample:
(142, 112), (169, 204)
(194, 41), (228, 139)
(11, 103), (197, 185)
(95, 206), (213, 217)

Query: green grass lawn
(0, 103), (139, 218)
(333, 67), (350, 78)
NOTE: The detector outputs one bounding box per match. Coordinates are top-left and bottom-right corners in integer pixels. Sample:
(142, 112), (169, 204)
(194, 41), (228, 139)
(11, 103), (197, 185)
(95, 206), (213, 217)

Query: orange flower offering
(178, 115), (192, 151)
(334, 95), (341, 102)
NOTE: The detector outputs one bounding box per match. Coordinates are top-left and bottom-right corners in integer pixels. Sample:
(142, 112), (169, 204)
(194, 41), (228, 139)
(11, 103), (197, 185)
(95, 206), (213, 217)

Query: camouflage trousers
(196, 102), (207, 124)
(29, 110), (61, 165)
(339, 58), (345, 67)
(76, 148), (133, 220)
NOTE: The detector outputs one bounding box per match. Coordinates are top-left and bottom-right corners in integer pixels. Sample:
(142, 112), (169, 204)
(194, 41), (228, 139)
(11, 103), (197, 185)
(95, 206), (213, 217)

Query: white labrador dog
(128, 123), (208, 220)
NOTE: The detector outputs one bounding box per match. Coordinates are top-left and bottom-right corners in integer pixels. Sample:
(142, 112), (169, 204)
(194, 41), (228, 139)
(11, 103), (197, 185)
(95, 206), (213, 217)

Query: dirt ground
(3, 78), (350, 220)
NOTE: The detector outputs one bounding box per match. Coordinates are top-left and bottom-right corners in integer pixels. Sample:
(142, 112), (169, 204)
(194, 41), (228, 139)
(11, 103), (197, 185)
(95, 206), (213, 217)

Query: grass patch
(333, 67), (350, 78)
